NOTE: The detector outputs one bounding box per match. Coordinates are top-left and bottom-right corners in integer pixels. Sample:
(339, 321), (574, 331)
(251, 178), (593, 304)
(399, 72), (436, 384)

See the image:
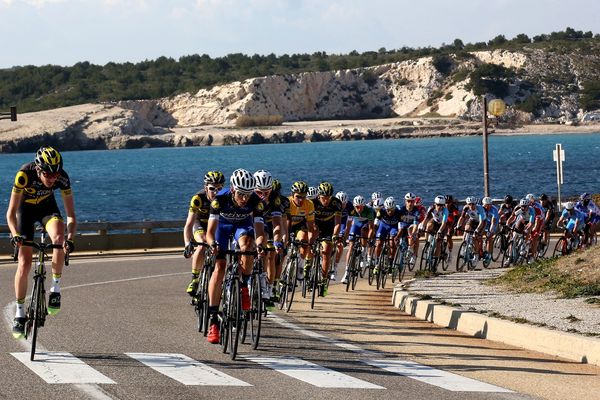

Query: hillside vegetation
(1, 27), (599, 114)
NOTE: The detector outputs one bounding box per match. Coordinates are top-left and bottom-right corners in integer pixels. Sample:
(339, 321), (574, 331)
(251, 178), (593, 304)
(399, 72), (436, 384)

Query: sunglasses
(256, 189), (271, 196)
(236, 190), (253, 199)
(42, 171), (60, 179)
(206, 186), (223, 192)
(294, 194), (306, 200)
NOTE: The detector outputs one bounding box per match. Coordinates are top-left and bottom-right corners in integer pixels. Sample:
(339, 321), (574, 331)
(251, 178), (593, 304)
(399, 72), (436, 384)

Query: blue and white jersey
(398, 206), (420, 228)
(514, 206), (535, 225)
(461, 205), (485, 223)
(576, 200), (600, 217)
(425, 205), (448, 224)
(484, 205), (499, 223)
(209, 189), (265, 225)
(376, 208), (403, 227)
(561, 208), (587, 224)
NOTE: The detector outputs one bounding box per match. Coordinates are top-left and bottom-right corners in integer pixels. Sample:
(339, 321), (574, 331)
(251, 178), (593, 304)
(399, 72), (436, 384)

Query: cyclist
(287, 181), (316, 280)
(539, 193), (556, 250)
(253, 170), (284, 307)
(373, 197), (402, 272)
(341, 195), (375, 284)
(419, 195), (449, 260)
(482, 196), (499, 262)
(526, 193), (545, 260)
(183, 171), (224, 296)
(398, 192), (421, 265)
(445, 195), (460, 263)
(499, 194), (516, 225)
(368, 191), (383, 208)
(504, 198), (536, 266)
(271, 179), (290, 300)
(334, 191), (352, 277)
(7, 146), (76, 339)
(205, 169), (266, 344)
(576, 193), (599, 244)
(456, 197), (486, 266)
(415, 196), (427, 224)
(312, 182), (342, 290)
(556, 202), (587, 249)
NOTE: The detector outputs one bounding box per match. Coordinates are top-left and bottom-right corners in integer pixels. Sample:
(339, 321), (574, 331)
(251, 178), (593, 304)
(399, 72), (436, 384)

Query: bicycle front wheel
(456, 241), (468, 272)
(30, 276), (45, 361)
(250, 275), (262, 349)
(310, 261), (319, 309)
(553, 237), (567, 257)
(285, 259), (298, 312)
(228, 279), (241, 360)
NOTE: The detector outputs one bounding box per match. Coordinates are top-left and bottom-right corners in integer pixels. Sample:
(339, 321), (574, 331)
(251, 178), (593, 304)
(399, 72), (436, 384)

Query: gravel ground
(404, 269), (600, 336)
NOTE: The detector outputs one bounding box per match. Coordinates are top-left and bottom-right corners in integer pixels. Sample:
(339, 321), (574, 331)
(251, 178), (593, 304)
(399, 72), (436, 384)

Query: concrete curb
(392, 286), (600, 367)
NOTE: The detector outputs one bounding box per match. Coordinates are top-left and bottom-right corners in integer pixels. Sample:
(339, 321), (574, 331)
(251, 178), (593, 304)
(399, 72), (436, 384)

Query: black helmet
(272, 179), (282, 193)
(204, 171), (225, 185)
(35, 146), (63, 173)
(317, 182), (334, 196)
(444, 194), (454, 203)
(291, 181), (308, 194)
(504, 194), (513, 204)
(540, 193), (548, 201)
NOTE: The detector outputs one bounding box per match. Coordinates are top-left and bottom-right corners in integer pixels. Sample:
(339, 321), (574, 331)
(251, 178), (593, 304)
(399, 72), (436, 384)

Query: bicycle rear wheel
(456, 241), (468, 272)
(310, 260), (319, 309)
(197, 268), (210, 335)
(419, 242), (430, 271)
(491, 235), (503, 262)
(228, 279), (241, 360)
(553, 237), (567, 257)
(285, 259), (298, 312)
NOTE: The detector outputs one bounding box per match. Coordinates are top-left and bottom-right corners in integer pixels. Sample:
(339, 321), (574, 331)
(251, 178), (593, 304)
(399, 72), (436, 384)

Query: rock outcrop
(1, 48), (599, 152)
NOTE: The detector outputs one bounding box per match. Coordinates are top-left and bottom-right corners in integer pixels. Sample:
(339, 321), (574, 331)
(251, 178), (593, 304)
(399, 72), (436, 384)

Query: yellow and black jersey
(262, 191), (283, 224)
(314, 197), (342, 223)
(287, 196), (315, 227)
(278, 194), (290, 218)
(188, 190), (211, 225)
(12, 162), (71, 205)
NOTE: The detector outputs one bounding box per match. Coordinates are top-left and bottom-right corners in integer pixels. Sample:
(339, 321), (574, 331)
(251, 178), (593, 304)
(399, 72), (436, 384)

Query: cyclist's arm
(254, 219), (265, 248)
(307, 220), (316, 244)
(206, 217), (218, 246)
(62, 191), (77, 241)
(272, 215), (283, 244)
(183, 211), (196, 244)
(333, 214), (341, 238)
(6, 190), (23, 238)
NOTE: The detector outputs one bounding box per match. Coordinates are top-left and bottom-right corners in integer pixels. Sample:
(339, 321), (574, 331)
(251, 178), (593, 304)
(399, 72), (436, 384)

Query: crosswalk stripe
(243, 355), (385, 389)
(363, 359), (513, 392)
(126, 353), (251, 386)
(11, 352), (116, 384)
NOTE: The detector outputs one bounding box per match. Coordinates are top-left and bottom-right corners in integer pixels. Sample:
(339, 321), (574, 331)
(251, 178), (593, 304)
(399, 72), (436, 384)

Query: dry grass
(235, 115), (283, 127)
(488, 244), (600, 298)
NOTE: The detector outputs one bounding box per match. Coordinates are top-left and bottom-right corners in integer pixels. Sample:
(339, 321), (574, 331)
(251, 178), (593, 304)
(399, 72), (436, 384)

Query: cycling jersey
(287, 196), (315, 231)
(313, 197), (342, 237)
(12, 162), (72, 240)
(189, 190), (211, 233)
(562, 209), (587, 232)
(347, 206), (375, 239)
(398, 206), (420, 229)
(576, 200), (600, 223)
(261, 191), (283, 237)
(424, 206), (449, 224)
(484, 205), (499, 232)
(461, 205), (486, 223)
(375, 208), (403, 240)
(499, 203), (515, 221)
(514, 206), (535, 225)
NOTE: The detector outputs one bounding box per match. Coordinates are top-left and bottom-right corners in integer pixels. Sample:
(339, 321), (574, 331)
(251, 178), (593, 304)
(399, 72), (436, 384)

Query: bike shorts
(17, 200), (63, 240)
(348, 220), (368, 241)
(315, 220), (335, 238)
(215, 220), (255, 259)
(192, 220), (208, 237)
(338, 223), (346, 237)
(591, 215), (600, 224)
(376, 222), (398, 240)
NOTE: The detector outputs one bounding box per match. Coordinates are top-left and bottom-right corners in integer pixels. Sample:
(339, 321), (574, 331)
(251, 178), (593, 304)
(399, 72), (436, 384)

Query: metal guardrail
(0, 220), (185, 236)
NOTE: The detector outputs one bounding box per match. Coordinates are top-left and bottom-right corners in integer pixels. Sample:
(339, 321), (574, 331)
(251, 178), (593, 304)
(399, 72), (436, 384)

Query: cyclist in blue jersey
(334, 191), (352, 277)
(576, 193), (599, 243)
(373, 197), (402, 270)
(482, 197), (499, 262)
(398, 192), (421, 265)
(526, 193), (545, 259)
(341, 195), (375, 284)
(419, 195), (449, 260)
(253, 170), (284, 307)
(205, 169), (266, 344)
(456, 196), (487, 266)
(270, 179), (289, 300)
(368, 191), (383, 208)
(557, 201), (587, 248)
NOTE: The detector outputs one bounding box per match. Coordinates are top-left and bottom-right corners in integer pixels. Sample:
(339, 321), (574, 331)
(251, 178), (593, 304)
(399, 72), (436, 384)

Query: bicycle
(344, 236), (368, 292)
(492, 224), (510, 262)
(419, 230), (448, 273)
(391, 235), (413, 282)
(456, 229), (477, 272)
(218, 248), (257, 360)
(188, 241), (214, 336)
(277, 235), (307, 312)
(13, 230), (68, 361)
(374, 237), (393, 290)
(241, 248), (273, 350)
(305, 237), (332, 309)
(552, 229), (583, 257)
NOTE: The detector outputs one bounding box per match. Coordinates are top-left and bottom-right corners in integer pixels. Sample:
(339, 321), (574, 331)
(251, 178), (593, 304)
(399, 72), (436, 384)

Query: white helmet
(353, 195), (366, 206)
(434, 195), (446, 205)
(335, 191), (348, 203)
(230, 169), (255, 192)
(519, 198), (528, 207)
(253, 169), (273, 190)
(482, 196), (493, 205)
(373, 198), (384, 209)
(466, 196), (476, 205)
(404, 192), (416, 201)
(307, 186), (318, 200)
(371, 191), (383, 200)
(565, 201), (575, 210)
(525, 193), (535, 202)
(384, 196), (396, 210)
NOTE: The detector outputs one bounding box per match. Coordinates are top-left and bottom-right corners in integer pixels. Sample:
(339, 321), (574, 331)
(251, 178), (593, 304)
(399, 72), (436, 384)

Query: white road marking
(269, 315), (513, 393)
(126, 353), (251, 386)
(243, 355), (384, 389)
(364, 359), (513, 392)
(62, 272), (188, 290)
(11, 352), (116, 384)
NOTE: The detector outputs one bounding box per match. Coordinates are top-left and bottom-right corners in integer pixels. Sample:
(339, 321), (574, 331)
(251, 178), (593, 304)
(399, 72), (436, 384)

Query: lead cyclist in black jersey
(7, 146), (76, 339)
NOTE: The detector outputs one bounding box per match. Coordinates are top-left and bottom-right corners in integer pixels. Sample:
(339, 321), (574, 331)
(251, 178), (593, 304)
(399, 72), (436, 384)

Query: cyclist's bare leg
(192, 231), (207, 273)
(321, 241), (332, 277)
(14, 246), (33, 301)
(208, 259), (226, 307)
(238, 235), (254, 276)
(45, 218), (65, 277)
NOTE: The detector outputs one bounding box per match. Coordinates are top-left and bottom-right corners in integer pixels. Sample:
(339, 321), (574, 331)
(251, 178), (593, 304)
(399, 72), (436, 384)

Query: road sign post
(553, 143), (565, 207)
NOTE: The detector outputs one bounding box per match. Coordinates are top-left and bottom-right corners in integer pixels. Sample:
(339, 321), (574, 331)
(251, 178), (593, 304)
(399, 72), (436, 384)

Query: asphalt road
(1, 250), (599, 400)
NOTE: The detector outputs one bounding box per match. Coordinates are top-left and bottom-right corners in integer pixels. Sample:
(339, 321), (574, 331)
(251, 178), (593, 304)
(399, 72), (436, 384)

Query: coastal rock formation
(1, 48), (599, 151)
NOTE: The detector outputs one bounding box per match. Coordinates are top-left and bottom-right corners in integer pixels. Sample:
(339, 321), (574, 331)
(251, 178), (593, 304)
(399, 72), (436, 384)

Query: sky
(0, 0), (598, 69)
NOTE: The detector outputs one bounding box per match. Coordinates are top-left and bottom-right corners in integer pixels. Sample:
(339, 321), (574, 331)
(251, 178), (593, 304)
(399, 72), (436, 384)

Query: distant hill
(1, 27), (599, 115)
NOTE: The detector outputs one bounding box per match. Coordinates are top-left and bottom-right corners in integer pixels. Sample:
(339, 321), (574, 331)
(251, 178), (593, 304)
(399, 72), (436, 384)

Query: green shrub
(581, 80), (600, 111)
(235, 115), (283, 127)
(432, 54), (453, 75)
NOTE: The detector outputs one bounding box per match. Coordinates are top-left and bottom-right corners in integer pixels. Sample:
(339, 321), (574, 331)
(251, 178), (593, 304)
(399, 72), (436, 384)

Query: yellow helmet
(291, 181), (308, 194)
(204, 171), (225, 185)
(35, 146), (62, 173)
